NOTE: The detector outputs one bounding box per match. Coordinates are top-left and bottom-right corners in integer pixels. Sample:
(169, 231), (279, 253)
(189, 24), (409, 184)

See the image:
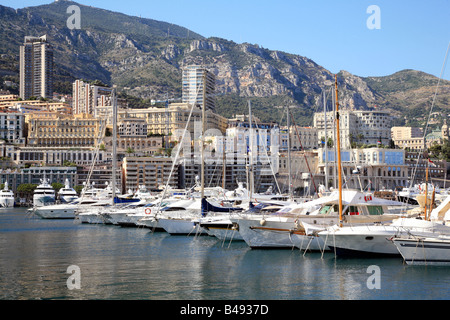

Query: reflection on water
(1, 208), (450, 300)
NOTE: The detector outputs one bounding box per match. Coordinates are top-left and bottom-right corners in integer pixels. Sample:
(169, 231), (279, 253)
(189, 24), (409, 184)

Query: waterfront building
(317, 148), (408, 191)
(122, 157), (179, 192)
(76, 163), (122, 192)
(391, 126), (425, 151)
(182, 65), (216, 112)
(19, 35), (54, 100)
(27, 113), (103, 147)
(102, 136), (163, 156)
(0, 166), (78, 194)
(16, 147), (107, 167)
(0, 111), (26, 145)
(123, 103), (228, 136)
(72, 79), (113, 115)
(405, 151), (448, 187)
(0, 97), (71, 114)
(226, 116), (279, 155)
(314, 110), (392, 149)
(279, 126), (318, 150)
(178, 158), (276, 194)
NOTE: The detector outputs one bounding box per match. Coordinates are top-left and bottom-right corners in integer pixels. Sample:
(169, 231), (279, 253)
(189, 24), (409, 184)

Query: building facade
(124, 103), (228, 137)
(72, 80), (113, 115)
(317, 148), (408, 191)
(182, 65), (216, 111)
(19, 35), (54, 100)
(27, 113), (103, 147)
(0, 111), (26, 145)
(314, 110), (393, 149)
(122, 157), (179, 192)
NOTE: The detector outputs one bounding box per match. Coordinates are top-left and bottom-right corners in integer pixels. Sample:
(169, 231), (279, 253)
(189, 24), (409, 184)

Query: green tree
(16, 184), (38, 196)
(51, 182), (65, 193)
(74, 185), (84, 195)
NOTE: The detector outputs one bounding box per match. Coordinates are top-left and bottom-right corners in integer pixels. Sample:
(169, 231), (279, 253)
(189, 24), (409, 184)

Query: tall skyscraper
(19, 35), (54, 100)
(72, 79), (112, 115)
(182, 65), (215, 111)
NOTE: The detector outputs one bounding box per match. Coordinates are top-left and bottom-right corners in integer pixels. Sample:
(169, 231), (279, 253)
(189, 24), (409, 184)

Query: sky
(2, 0), (450, 80)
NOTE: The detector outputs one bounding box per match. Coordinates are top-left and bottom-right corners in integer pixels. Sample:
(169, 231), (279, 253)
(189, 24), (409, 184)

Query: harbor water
(1, 208), (450, 301)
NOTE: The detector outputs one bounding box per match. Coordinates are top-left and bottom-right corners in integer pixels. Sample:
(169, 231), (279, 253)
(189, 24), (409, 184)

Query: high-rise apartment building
(182, 65), (216, 111)
(72, 80), (113, 115)
(20, 35), (54, 100)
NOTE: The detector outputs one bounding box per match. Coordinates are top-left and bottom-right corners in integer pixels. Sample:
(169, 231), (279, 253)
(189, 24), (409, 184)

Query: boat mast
(287, 106), (292, 199)
(424, 160), (429, 221)
(248, 100), (254, 202)
(111, 88), (118, 206)
(201, 72), (206, 208)
(335, 75), (343, 227)
(324, 90), (328, 190)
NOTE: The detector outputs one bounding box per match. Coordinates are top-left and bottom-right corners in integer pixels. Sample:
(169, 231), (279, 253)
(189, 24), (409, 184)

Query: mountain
(1, 1), (449, 127)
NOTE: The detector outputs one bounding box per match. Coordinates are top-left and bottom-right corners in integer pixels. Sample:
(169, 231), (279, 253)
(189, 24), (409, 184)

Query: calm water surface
(1, 208), (450, 300)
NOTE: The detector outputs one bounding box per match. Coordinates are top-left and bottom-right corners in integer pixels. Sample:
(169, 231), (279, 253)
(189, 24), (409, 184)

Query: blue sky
(2, 0), (450, 80)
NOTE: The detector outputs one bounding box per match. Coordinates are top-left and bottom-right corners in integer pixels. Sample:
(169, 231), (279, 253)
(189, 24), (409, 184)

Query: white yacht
(33, 178), (56, 207)
(133, 185), (154, 200)
(76, 199), (114, 224)
(0, 182), (15, 208)
(58, 179), (79, 204)
(33, 198), (108, 219)
(319, 217), (450, 256)
(152, 198), (208, 235)
(101, 200), (150, 225)
(317, 193), (450, 256)
(231, 189), (409, 250)
(393, 235), (450, 265)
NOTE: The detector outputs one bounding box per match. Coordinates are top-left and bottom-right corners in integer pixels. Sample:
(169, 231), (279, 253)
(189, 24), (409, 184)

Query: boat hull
(324, 230), (400, 256)
(0, 199), (15, 208)
(393, 238), (450, 265)
(157, 217), (207, 236)
(200, 221), (244, 241)
(233, 217), (302, 249)
(77, 213), (105, 224)
(34, 207), (76, 219)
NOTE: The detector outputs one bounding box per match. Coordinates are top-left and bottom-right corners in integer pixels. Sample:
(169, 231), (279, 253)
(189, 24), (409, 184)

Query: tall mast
(200, 71), (207, 217)
(248, 100), (254, 201)
(424, 161), (429, 221)
(201, 72), (206, 200)
(335, 75), (343, 228)
(111, 88), (118, 206)
(287, 106), (292, 199)
(323, 90), (328, 190)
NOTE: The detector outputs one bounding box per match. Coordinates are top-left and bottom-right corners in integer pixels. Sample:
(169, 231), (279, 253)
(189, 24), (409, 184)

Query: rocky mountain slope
(1, 1), (449, 126)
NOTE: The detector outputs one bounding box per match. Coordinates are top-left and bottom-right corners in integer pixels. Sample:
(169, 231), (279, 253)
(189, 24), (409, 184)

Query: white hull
(0, 199), (15, 208)
(233, 217), (303, 249)
(322, 228), (400, 255)
(393, 237), (450, 265)
(117, 213), (146, 227)
(319, 218), (450, 256)
(137, 216), (161, 229)
(232, 215), (338, 249)
(200, 220), (244, 241)
(157, 217), (207, 235)
(34, 206), (76, 219)
(77, 213), (105, 224)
